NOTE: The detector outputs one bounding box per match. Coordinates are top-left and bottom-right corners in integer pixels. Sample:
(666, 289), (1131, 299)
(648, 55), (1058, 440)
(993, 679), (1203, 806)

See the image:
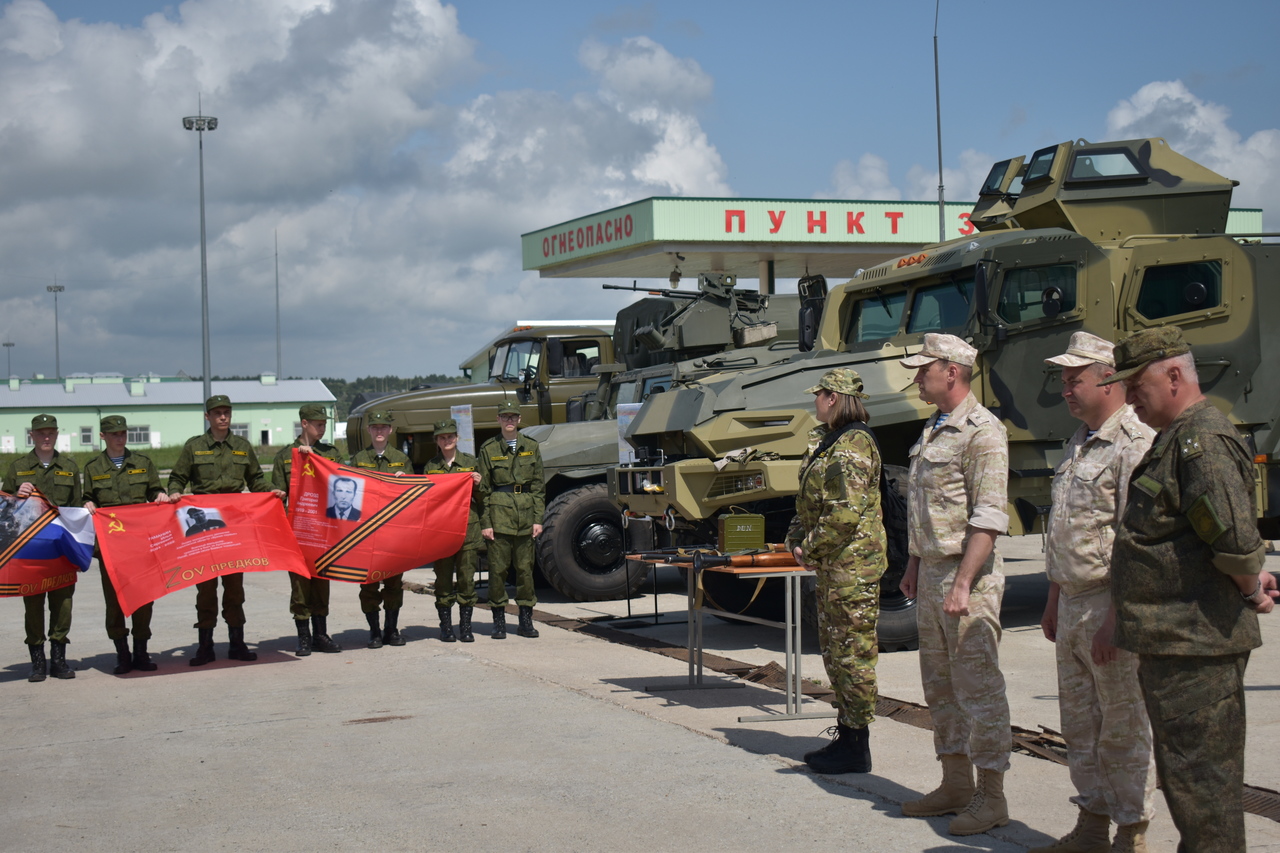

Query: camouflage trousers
(289, 573), (330, 621)
(815, 559), (881, 729)
(434, 547), (479, 608)
(1139, 652), (1249, 853)
(1055, 585), (1156, 825)
(358, 574), (404, 613)
(24, 585), (74, 646)
(101, 566), (153, 641)
(917, 553), (1011, 772)
(194, 574), (245, 629)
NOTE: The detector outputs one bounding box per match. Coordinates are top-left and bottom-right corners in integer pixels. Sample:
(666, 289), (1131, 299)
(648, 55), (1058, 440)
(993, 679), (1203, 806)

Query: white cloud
(819, 153), (899, 201)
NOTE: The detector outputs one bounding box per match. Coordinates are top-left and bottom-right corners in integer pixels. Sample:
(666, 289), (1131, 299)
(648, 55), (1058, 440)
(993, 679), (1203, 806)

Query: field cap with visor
(497, 400), (521, 416)
(100, 415), (128, 433)
(31, 413), (58, 430)
(900, 333), (978, 369)
(1044, 331), (1116, 369)
(366, 410), (394, 425)
(205, 394), (232, 411)
(805, 367), (869, 399)
(299, 403), (328, 421)
(1097, 327), (1192, 386)
(434, 418), (458, 436)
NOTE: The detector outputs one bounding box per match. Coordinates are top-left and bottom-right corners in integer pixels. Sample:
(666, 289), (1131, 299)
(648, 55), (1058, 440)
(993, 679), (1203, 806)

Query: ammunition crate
(717, 513), (765, 552)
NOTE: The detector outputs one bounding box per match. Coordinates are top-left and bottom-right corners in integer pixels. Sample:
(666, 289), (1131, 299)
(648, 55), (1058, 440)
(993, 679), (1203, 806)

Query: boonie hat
(434, 418), (459, 436)
(299, 403), (328, 421)
(1045, 331), (1116, 369)
(366, 410), (394, 426)
(497, 400), (521, 416)
(805, 368), (869, 399)
(205, 394), (232, 411)
(31, 413), (57, 430)
(1098, 327), (1193, 386)
(100, 415), (128, 433)
(901, 333), (978, 368)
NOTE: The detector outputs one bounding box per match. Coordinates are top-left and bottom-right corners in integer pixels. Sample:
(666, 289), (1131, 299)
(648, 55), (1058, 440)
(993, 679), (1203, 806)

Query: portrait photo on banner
(180, 506), (228, 537)
(326, 475), (364, 522)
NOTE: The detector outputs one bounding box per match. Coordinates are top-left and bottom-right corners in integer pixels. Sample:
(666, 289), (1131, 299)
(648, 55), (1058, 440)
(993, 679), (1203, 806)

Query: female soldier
(785, 368), (888, 774)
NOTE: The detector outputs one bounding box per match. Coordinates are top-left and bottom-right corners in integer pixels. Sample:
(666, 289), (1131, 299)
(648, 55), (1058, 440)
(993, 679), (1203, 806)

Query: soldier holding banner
(4, 413), (82, 682)
(425, 418), (482, 643)
(82, 415), (172, 675)
(168, 395), (284, 666)
(273, 404), (343, 657)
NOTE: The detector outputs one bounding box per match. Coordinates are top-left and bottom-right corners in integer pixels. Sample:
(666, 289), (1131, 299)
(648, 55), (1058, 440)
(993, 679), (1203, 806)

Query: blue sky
(5, 0), (1279, 380)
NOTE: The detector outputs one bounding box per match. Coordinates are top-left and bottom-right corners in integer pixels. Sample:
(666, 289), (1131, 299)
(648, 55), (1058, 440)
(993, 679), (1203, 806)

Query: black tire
(537, 483), (650, 602)
(876, 588), (918, 652)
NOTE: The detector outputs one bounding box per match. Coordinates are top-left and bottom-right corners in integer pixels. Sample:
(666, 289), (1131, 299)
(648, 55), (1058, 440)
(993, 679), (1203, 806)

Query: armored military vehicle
(610, 137), (1278, 649)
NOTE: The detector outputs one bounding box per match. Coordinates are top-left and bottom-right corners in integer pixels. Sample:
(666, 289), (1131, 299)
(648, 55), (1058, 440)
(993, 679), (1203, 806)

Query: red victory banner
(287, 450), (471, 583)
(0, 491), (95, 597)
(95, 493), (308, 616)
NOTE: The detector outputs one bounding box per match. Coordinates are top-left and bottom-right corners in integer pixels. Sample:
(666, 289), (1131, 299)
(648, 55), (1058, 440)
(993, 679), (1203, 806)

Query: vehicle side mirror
(546, 339), (565, 376)
(798, 305), (818, 352)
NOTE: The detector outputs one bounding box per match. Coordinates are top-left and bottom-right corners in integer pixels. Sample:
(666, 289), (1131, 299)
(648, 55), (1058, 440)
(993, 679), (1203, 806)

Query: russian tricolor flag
(0, 495), (95, 597)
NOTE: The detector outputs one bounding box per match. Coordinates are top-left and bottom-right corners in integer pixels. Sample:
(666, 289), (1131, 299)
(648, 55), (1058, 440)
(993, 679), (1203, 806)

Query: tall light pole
(47, 283), (64, 379)
(3, 341), (13, 378)
(183, 108), (218, 405)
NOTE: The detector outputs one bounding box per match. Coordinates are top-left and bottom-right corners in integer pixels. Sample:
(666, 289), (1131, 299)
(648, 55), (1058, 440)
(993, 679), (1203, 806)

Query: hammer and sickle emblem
(107, 513), (126, 534)
(302, 460), (317, 478)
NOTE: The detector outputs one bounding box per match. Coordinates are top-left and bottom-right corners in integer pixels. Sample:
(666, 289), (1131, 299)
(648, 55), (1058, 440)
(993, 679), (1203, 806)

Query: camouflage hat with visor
(1097, 326), (1192, 386)
(805, 368), (869, 399)
(30, 413), (58, 430)
(100, 415), (128, 433)
(299, 403), (329, 421)
(497, 400), (521, 416)
(366, 410), (394, 425)
(1044, 331), (1116, 369)
(434, 418), (459, 436)
(900, 333), (978, 368)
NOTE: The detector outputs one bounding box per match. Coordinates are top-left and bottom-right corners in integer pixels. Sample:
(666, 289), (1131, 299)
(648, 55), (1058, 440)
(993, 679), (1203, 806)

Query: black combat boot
(49, 641), (75, 679)
(112, 637), (133, 675)
(132, 638), (158, 672)
(805, 723), (871, 774)
(295, 619), (313, 656)
(365, 611), (383, 649)
(437, 606), (456, 642)
(190, 628), (216, 666)
(311, 616), (342, 653)
(517, 605), (540, 638)
(27, 644), (47, 683)
(383, 609), (406, 646)
(227, 627), (257, 661)
(491, 608), (507, 640)
(457, 606), (474, 643)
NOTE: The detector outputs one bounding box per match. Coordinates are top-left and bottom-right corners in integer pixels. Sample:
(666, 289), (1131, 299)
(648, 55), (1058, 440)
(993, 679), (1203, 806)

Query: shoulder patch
(1187, 494), (1228, 545)
(1180, 434), (1204, 460)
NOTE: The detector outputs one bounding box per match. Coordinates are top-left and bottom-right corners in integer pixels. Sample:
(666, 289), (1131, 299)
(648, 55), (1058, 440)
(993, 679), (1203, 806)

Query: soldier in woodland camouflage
(786, 368), (887, 775)
(1104, 327), (1277, 852)
(898, 334), (1013, 837)
(1032, 333), (1157, 853)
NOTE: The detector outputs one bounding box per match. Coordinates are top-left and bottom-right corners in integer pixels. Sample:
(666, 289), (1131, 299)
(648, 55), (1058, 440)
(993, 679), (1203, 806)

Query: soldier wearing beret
(82, 415), (173, 675)
(1105, 326), (1276, 852)
(1032, 333), (1157, 853)
(898, 333), (1013, 836)
(168, 395), (285, 666)
(478, 400), (544, 639)
(425, 418), (483, 643)
(3, 413), (82, 681)
(349, 410), (411, 648)
(786, 368), (886, 775)
(273, 404), (344, 657)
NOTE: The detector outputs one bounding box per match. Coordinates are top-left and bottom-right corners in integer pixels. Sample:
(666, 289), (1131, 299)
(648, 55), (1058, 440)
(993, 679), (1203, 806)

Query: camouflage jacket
(1113, 399), (1265, 655)
(272, 439), (343, 497)
(478, 434), (544, 534)
(168, 431), (271, 496)
(3, 450), (81, 507)
(426, 450), (483, 549)
(1046, 406), (1154, 593)
(83, 449), (164, 507)
(350, 446), (412, 474)
(906, 391), (1009, 561)
(786, 424), (887, 573)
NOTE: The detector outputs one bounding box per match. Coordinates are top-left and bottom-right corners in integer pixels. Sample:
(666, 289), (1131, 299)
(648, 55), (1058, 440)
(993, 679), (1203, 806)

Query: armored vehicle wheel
(538, 483), (651, 602)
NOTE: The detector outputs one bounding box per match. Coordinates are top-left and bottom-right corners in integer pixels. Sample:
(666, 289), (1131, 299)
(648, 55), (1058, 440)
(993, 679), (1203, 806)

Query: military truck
(609, 137), (1279, 650)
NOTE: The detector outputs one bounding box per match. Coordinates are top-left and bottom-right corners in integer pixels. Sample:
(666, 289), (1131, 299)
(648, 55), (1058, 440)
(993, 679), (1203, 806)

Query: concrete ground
(2, 534), (1278, 852)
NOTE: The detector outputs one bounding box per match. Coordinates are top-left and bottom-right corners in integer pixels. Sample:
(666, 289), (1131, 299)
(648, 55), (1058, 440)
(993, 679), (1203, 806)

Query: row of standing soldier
(2, 397), (546, 680)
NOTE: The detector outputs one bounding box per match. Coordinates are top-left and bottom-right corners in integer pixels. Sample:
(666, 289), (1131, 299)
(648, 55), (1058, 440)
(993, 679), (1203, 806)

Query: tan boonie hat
(1045, 331), (1116, 369)
(205, 394), (232, 411)
(497, 400), (521, 416)
(805, 368), (869, 399)
(434, 418), (458, 436)
(900, 333), (978, 368)
(1098, 326), (1193, 386)
(100, 415), (128, 433)
(366, 410), (394, 426)
(31, 413), (57, 430)
(299, 403), (328, 421)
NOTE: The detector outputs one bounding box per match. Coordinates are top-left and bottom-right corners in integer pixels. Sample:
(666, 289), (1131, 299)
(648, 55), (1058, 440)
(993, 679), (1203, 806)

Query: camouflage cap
(497, 400), (521, 416)
(205, 394), (232, 411)
(100, 415), (128, 433)
(1045, 331), (1116, 369)
(434, 418), (459, 436)
(366, 410), (394, 426)
(30, 413), (57, 430)
(1098, 326), (1193, 386)
(299, 403), (329, 421)
(804, 368), (869, 399)
(900, 333), (978, 368)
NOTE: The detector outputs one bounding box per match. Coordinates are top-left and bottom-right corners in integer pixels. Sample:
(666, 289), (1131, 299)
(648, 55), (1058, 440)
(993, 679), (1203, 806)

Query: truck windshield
(498, 340), (541, 381)
(906, 277), (975, 333)
(848, 290), (907, 342)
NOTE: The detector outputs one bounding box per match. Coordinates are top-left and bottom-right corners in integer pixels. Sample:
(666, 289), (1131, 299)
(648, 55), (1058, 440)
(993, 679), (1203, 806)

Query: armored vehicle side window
(980, 159), (1013, 195)
(498, 339), (541, 381)
(1069, 150), (1142, 181)
(641, 375), (674, 398)
(1023, 145), (1058, 184)
(1135, 260), (1223, 320)
(849, 291), (906, 342)
(997, 264), (1077, 323)
(906, 278), (974, 333)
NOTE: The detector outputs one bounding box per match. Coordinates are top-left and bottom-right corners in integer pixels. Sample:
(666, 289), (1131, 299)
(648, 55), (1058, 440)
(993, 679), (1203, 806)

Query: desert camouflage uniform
(1113, 399), (1266, 851)
(786, 424), (887, 728)
(1046, 405), (1156, 825)
(907, 390), (1011, 772)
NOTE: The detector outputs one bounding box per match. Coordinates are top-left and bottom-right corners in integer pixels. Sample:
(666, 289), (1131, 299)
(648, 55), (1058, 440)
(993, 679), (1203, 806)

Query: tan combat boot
(1028, 807), (1110, 852)
(949, 767), (1010, 835)
(1111, 821), (1148, 853)
(902, 754), (975, 816)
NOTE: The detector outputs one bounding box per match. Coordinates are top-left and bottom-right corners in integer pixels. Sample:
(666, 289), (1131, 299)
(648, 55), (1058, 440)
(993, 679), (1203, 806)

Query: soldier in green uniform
(168, 394), (285, 666)
(1104, 327), (1277, 852)
(425, 418), (482, 643)
(3, 414), (82, 682)
(82, 415), (172, 675)
(478, 400), (544, 639)
(273, 404), (343, 657)
(349, 410), (411, 648)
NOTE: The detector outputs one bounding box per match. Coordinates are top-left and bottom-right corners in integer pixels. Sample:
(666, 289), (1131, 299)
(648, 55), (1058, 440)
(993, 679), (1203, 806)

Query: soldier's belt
(491, 484), (528, 493)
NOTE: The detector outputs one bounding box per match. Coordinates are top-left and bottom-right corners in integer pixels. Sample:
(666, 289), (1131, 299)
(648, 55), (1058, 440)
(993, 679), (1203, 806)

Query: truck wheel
(538, 483), (651, 602)
(876, 589), (918, 652)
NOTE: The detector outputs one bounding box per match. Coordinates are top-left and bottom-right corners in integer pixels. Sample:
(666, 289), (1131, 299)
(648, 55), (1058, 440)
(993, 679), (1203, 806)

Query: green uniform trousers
(289, 573), (330, 621)
(486, 533), (536, 608)
(434, 548), (479, 608)
(25, 586), (74, 646)
(100, 567), (152, 640)
(359, 575), (403, 613)
(194, 574), (246, 629)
